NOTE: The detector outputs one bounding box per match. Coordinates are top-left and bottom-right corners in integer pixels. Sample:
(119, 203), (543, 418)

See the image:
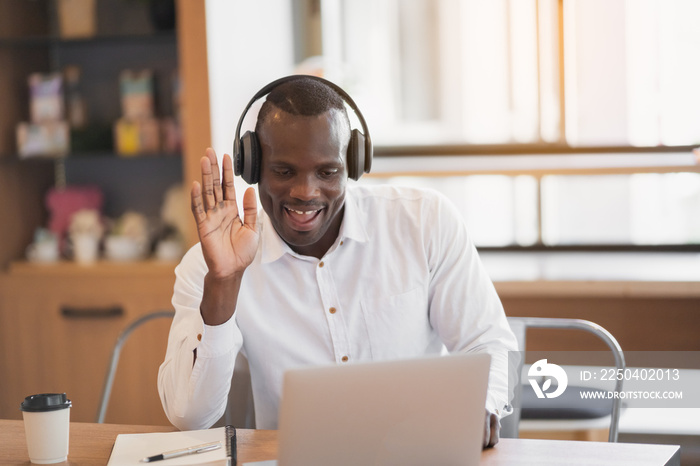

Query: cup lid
(20, 393), (72, 412)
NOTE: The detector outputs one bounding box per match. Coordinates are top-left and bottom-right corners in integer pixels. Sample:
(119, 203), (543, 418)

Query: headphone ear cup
(240, 131), (261, 184)
(347, 129), (365, 181)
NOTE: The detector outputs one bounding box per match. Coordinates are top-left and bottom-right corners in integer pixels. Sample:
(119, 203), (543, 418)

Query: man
(158, 76), (517, 447)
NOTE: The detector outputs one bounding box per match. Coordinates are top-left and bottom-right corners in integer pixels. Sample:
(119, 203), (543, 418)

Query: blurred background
(0, 0), (698, 463)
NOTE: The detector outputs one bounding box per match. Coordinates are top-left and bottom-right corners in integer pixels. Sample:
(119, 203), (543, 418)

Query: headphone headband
(233, 75), (373, 183)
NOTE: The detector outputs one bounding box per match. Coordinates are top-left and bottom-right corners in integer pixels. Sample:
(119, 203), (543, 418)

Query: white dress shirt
(158, 184), (518, 431)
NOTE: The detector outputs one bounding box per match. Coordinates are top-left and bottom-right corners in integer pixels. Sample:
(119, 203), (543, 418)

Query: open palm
(191, 149), (259, 279)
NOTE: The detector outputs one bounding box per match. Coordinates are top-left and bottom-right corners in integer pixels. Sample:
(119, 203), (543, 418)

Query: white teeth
(287, 208), (320, 215)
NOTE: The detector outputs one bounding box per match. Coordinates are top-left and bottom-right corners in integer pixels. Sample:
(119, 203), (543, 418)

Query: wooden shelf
(0, 31), (176, 47)
(7, 259), (178, 278)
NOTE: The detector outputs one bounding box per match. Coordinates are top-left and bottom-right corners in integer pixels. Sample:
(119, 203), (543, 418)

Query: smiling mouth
(285, 207), (323, 216)
(283, 206), (324, 231)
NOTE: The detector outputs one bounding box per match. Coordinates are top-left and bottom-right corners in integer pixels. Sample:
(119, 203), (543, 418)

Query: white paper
(107, 427), (229, 466)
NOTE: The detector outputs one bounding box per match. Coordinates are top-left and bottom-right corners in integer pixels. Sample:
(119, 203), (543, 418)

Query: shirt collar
(259, 187), (369, 265)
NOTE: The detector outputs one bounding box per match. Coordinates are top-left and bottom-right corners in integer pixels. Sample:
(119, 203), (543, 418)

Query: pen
(140, 441), (222, 463)
(232, 427), (237, 466)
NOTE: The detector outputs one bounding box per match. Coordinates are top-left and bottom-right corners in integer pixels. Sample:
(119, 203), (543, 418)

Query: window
(314, 0), (700, 248)
(319, 0), (700, 149)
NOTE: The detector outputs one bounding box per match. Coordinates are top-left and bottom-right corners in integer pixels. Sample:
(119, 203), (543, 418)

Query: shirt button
(340, 240), (344, 246)
(319, 261), (325, 268)
(341, 356), (349, 362)
(197, 334), (202, 341)
(329, 307), (337, 314)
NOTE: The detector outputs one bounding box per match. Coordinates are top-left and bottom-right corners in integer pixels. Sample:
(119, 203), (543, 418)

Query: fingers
(483, 412), (490, 448)
(222, 154), (236, 202)
(490, 413), (500, 446)
(196, 149), (248, 228)
(200, 155), (216, 211)
(201, 148), (226, 211)
(483, 411), (500, 448)
(190, 181), (207, 225)
(206, 148), (224, 205)
(242, 187), (258, 230)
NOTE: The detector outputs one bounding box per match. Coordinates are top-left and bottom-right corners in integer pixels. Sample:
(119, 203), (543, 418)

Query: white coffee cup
(20, 393), (72, 464)
(72, 233), (100, 264)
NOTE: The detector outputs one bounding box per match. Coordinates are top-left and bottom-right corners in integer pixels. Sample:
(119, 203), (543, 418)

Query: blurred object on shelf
(160, 184), (188, 242)
(111, 211), (149, 245)
(104, 235), (144, 262)
(57, 0), (96, 38)
(71, 232), (100, 264)
(105, 211), (150, 261)
(114, 118), (160, 155)
(160, 117), (181, 153)
(69, 208), (104, 238)
(46, 186), (104, 253)
(16, 121), (69, 158)
(29, 72), (64, 123)
(68, 208), (104, 265)
(154, 237), (183, 261)
(64, 65), (87, 129)
(25, 228), (60, 264)
(115, 69), (163, 155)
(102, 210), (155, 262)
(153, 184), (187, 262)
(120, 70), (154, 120)
(17, 72), (69, 157)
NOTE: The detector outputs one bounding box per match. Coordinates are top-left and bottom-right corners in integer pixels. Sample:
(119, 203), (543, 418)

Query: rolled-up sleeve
(157, 244), (243, 430)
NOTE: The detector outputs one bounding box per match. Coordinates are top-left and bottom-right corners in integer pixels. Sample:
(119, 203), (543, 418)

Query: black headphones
(233, 75), (373, 184)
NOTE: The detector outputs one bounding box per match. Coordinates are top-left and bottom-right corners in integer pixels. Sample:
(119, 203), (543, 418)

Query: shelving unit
(0, 0), (211, 425)
(0, 0), (192, 258)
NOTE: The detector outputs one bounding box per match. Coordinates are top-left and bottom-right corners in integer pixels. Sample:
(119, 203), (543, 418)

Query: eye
(273, 168), (293, 177)
(319, 168), (340, 178)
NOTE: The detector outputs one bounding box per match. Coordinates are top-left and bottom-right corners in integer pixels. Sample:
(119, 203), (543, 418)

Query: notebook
(276, 352), (491, 466)
(108, 425), (236, 466)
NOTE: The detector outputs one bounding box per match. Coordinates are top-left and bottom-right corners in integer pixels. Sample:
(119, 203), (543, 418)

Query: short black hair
(255, 76), (351, 133)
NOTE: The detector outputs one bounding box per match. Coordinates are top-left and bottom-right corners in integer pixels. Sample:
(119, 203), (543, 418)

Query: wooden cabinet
(0, 262), (177, 424)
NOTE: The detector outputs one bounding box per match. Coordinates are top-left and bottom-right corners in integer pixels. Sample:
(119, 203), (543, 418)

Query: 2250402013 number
(599, 368), (680, 381)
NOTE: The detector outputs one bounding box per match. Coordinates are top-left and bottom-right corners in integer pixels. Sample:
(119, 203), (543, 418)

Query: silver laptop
(277, 352), (491, 466)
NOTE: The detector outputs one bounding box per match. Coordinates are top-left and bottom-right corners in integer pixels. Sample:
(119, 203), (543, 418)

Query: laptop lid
(277, 352), (491, 466)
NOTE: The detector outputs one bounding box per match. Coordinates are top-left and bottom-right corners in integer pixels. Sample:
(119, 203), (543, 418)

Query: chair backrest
(500, 317), (626, 442)
(97, 310), (175, 423)
(98, 310), (257, 428)
(219, 352), (256, 428)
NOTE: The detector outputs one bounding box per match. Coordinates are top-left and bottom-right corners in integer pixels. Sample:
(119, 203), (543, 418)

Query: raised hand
(191, 148), (260, 281)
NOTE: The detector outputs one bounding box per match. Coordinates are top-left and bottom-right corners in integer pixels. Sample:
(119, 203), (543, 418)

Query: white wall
(205, 0), (296, 197)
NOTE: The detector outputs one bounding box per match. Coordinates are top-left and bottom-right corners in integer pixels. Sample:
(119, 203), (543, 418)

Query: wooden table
(0, 419), (680, 465)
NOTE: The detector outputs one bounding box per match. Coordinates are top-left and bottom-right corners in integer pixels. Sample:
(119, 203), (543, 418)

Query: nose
(289, 173), (320, 201)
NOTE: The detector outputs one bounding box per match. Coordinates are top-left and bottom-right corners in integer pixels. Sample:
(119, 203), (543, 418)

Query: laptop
(277, 352), (491, 466)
